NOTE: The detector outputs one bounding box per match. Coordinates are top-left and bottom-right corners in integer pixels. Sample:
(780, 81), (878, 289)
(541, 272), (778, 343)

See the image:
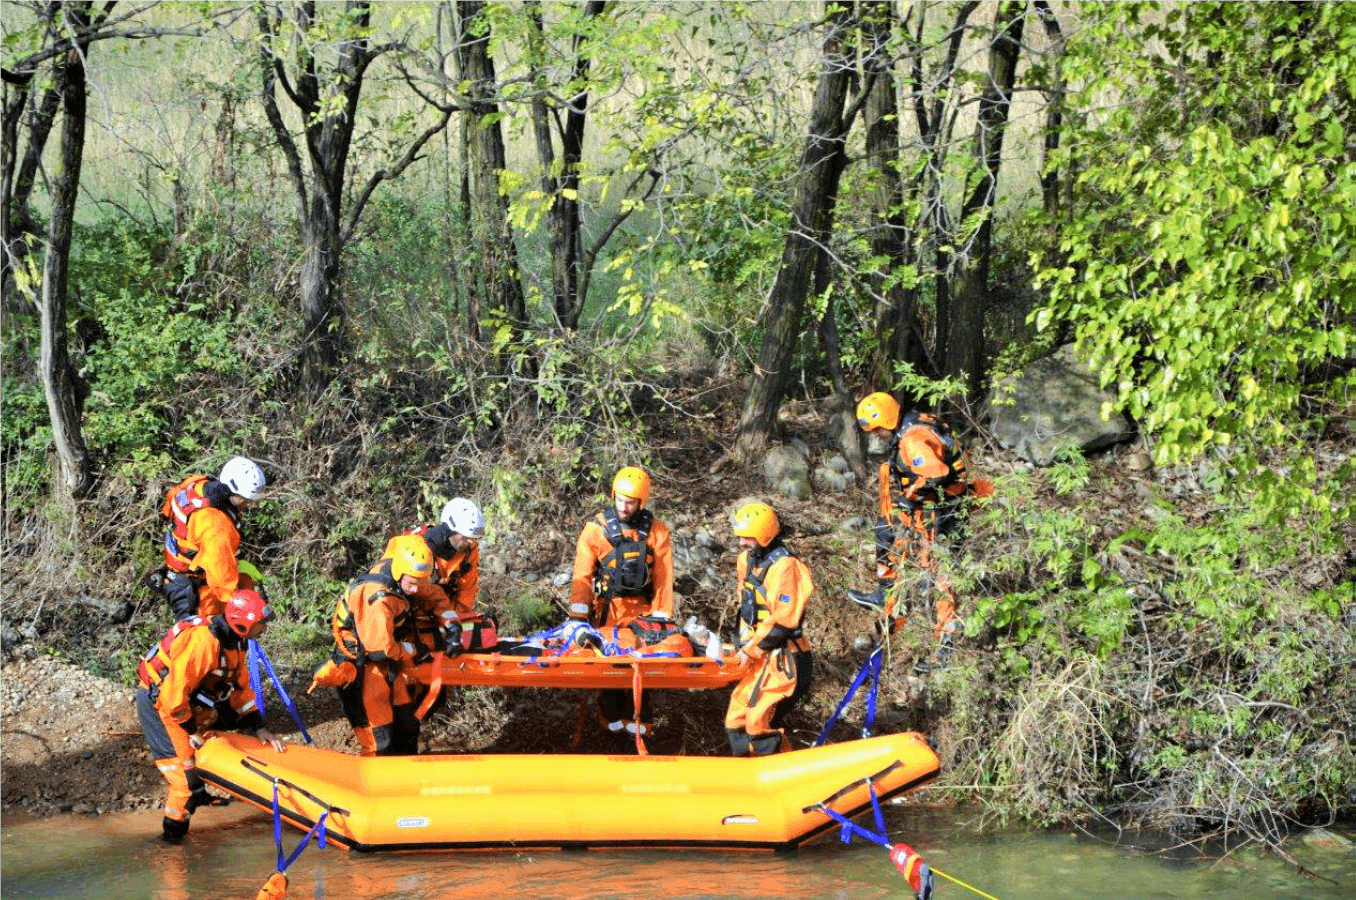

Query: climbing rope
(813, 645), (884, 746)
(248, 640), (313, 745)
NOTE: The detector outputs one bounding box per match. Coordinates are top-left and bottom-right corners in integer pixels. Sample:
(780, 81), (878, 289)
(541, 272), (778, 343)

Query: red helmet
(224, 588), (273, 636)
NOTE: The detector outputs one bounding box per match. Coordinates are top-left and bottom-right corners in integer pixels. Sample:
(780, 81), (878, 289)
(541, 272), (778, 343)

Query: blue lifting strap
(248, 639), (314, 744)
(271, 779), (328, 873)
(813, 645), (884, 746)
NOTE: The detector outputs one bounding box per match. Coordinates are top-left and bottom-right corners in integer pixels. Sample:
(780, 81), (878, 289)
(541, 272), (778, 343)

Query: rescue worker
(379, 498), (488, 721)
(569, 465), (675, 738)
(155, 456), (267, 620)
(382, 497), (486, 654)
(849, 392), (988, 668)
(725, 502), (814, 757)
(332, 534), (437, 757)
(136, 588), (285, 843)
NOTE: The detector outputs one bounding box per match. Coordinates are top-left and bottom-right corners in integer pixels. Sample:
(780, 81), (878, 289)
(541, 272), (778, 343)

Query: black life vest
(331, 564), (408, 661)
(593, 507), (654, 600)
(887, 411), (967, 506)
(737, 543), (798, 644)
(409, 523), (474, 593)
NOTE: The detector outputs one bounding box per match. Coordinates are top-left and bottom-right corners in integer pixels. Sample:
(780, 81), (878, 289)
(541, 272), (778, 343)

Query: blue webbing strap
(271, 779), (328, 873)
(248, 639), (314, 745)
(816, 780), (892, 849)
(813, 645), (884, 746)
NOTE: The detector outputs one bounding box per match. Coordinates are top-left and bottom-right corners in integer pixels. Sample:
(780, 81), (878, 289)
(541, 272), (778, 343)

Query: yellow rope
(930, 866), (1004, 900)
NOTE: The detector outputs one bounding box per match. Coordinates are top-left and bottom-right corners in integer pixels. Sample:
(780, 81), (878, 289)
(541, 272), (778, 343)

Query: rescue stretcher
(195, 730), (941, 852)
(413, 645), (751, 691)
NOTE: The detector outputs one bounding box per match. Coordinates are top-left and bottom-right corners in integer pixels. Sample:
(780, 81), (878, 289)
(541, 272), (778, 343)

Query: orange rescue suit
(137, 618), (261, 820)
(570, 510), (674, 628)
(725, 544), (813, 755)
(876, 414), (982, 634)
(380, 529), (479, 654)
(161, 475), (251, 618)
(332, 563), (420, 756)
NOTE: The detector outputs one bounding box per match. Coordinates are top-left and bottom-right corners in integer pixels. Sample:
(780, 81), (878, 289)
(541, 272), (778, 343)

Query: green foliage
(1047, 445), (1091, 495)
(496, 590), (557, 636)
(1031, 1), (1356, 487)
(73, 221), (242, 471)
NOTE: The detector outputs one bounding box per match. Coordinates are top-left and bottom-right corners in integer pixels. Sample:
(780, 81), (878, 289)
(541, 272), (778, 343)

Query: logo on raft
(397, 817), (431, 828)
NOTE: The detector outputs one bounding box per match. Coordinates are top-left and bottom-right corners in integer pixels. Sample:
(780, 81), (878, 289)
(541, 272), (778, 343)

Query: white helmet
(440, 497), (484, 539)
(219, 456), (266, 501)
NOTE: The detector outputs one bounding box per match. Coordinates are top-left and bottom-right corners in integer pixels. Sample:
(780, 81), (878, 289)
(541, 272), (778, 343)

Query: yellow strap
(931, 867), (1004, 900)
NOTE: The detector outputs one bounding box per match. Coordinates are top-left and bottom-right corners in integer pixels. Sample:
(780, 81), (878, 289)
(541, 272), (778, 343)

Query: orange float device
(195, 731), (940, 852)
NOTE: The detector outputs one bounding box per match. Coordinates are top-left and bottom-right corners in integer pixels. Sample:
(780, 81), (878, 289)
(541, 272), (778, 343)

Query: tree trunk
(861, 0), (927, 390)
(946, 0), (1025, 401)
(297, 186), (343, 391)
(39, 41), (93, 501)
(814, 227), (868, 483)
(459, 0), (527, 330)
(734, 2), (855, 459)
(526, 1), (605, 332)
(1034, 0), (1066, 218)
(2, 77), (61, 319)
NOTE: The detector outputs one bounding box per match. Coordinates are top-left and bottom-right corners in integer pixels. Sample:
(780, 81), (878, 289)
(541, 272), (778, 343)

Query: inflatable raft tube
(195, 731), (939, 852)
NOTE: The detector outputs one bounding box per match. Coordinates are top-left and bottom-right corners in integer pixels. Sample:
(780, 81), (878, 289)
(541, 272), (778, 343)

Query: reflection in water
(1, 804), (1352, 900)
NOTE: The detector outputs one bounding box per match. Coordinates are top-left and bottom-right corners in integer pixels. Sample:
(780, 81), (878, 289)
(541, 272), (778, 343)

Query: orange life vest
(138, 617), (205, 689)
(137, 618), (239, 711)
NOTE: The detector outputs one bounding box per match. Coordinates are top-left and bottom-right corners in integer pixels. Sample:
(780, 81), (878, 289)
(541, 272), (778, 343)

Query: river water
(3, 800), (1353, 900)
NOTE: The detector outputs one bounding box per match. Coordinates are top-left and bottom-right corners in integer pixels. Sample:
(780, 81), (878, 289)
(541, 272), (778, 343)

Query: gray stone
(814, 467), (851, 493)
(827, 454), (851, 474)
(988, 344), (1137, 466)
(827, 410), (860, 457)
(763, 445), (813, 500)
(694, 526), (722, 551)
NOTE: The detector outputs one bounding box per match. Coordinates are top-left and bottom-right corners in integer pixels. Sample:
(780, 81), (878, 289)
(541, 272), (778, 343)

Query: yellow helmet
(856, 392), (901, 432)
(732, 502), (780, 548)
(387, 534), (434, 582)
(611, 466), (651, 506)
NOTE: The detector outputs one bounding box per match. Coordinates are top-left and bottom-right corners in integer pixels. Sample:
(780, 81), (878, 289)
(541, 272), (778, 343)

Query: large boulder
(763, 443), (813, 499)
(988, 344), (1136, 466)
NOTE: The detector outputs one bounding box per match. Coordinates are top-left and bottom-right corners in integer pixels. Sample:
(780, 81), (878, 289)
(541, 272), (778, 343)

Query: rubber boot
(161, 815), (190, 844)
(847, 580), (893, 612)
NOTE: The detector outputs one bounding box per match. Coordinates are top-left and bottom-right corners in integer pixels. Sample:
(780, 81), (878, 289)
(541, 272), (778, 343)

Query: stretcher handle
(241, 755), (351, 817)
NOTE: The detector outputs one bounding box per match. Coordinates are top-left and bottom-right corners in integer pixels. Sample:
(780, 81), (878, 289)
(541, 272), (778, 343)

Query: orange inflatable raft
(195, 731), (940, 852)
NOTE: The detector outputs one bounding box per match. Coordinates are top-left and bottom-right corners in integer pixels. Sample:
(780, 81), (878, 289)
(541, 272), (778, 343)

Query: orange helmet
(224, 588), (274, 636)
(611, 466), (651, 506)
(386, 534), (434, 582)
(732, 502), (780, 548)
(856, 392), (901, 432)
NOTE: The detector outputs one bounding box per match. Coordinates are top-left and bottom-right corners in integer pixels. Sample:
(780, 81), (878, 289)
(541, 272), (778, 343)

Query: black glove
(443, 622), (464, 657)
